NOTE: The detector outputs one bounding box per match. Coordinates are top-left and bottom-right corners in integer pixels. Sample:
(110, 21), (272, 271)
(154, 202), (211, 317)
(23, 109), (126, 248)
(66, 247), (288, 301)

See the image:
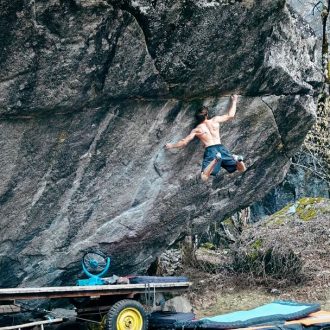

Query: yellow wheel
(106, 299), (148, 330)
(117, 307), (143, 330)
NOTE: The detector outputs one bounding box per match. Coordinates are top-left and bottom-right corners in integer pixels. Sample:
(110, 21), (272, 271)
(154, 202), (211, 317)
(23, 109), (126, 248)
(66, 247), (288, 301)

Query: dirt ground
(182, 265), (330, 318)
(181, 198), (330, 318)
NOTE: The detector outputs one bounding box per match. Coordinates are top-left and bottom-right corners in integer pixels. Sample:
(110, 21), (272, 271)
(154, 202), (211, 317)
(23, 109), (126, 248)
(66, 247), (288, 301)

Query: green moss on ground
(273, 204), (292, 217)
(265, 198), (329, 224)
(267, 204), (292, 226)
(296, 197), (326, 221)
(200, 242), (216, 250)
(250, 238), (263, 250)
(296, 208), (317, 221)
(297, 197), (323, 206)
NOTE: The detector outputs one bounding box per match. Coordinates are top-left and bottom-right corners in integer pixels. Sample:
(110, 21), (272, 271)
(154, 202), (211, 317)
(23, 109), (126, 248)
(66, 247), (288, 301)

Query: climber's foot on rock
(233, 154), (243, 162)
(233, 154), (246, 172)
(201, 172), (209, 182)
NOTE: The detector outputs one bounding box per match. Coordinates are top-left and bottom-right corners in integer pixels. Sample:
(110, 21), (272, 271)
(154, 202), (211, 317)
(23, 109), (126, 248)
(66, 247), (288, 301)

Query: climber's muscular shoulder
(194, 120), (220, 146)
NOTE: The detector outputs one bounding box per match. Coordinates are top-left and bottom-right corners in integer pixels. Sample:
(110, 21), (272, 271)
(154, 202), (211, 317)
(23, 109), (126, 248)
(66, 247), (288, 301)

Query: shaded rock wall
(0, 0), (322, 286)
(251, 0), (330, 221)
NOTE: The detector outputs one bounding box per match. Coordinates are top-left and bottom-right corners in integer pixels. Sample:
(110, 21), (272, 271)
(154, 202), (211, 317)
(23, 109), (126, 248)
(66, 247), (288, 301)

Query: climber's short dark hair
(195, 106), (208, 124)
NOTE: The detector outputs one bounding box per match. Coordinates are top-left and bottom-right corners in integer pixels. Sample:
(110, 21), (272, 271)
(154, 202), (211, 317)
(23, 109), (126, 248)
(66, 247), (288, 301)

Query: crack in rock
(260, 96), (291, 160)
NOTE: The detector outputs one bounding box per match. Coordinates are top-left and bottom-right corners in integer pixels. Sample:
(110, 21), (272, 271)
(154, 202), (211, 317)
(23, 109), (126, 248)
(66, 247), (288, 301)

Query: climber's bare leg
(236, 161), (246, 172)
(201, 158), (219, 182)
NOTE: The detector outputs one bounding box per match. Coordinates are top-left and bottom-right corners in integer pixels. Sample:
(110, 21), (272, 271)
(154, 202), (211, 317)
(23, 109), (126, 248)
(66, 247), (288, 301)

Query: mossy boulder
(232, 198), (330, 284)
(295, 197), (329, 221)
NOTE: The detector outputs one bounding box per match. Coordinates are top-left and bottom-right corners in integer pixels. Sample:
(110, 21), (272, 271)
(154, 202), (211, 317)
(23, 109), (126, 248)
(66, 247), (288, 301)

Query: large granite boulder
(250, 0), (330, 221)
(0, 0), (322, 287)
(288, 0), (325, 63)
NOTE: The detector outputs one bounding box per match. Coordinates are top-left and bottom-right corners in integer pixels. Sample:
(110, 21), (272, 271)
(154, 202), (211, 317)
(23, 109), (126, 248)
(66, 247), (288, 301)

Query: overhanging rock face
(0, 0), (322, 287)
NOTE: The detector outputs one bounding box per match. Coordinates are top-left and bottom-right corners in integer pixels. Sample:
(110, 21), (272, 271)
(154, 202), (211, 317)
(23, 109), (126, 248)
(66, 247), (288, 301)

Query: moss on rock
(296, 197), (327, 221)
(231, 198), (330, 285)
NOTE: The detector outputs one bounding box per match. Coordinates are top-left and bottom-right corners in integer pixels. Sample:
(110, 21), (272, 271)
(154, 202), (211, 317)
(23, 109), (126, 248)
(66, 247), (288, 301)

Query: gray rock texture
(163, 296), (193, 313)
(0, 0), (322, 287)
(288, 0), (324, 37)
(250, 0), (330, 221)
(287, 0), (326, 62)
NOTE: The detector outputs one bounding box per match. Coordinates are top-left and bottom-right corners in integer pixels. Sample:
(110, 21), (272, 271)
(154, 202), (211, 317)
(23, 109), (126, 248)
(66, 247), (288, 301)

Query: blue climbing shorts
(201, 144), (237, 176)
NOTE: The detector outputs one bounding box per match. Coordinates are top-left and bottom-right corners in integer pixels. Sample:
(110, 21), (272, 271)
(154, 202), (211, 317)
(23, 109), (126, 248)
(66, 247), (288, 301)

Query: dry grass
(182, 264), (330, 318)
(232, 198), (330, 286)
(178, 198), (330, 317)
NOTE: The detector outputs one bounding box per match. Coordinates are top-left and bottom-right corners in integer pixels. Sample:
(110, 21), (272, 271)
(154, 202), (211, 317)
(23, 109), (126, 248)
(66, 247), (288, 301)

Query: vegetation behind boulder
(232, 198), (330, 285)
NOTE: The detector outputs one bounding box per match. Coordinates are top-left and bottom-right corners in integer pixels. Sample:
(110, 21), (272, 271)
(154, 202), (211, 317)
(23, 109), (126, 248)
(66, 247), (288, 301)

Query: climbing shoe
(233, 154), (244, 162)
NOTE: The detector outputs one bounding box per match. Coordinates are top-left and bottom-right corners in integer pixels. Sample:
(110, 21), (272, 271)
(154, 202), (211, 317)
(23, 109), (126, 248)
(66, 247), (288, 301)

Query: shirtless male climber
(165, 95), (246, 182)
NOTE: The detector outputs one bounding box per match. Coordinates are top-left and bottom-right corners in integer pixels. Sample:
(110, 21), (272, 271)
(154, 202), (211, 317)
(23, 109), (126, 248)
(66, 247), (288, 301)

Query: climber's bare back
(164, 95), (238, 150)
(194, 119), (221, 147)
(164, 95), (246, 181)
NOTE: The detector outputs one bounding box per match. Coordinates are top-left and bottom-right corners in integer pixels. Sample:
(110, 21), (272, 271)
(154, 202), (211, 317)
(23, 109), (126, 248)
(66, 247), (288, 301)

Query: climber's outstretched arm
(165, 129), (196, 149)
(213, 94), (238, 123)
